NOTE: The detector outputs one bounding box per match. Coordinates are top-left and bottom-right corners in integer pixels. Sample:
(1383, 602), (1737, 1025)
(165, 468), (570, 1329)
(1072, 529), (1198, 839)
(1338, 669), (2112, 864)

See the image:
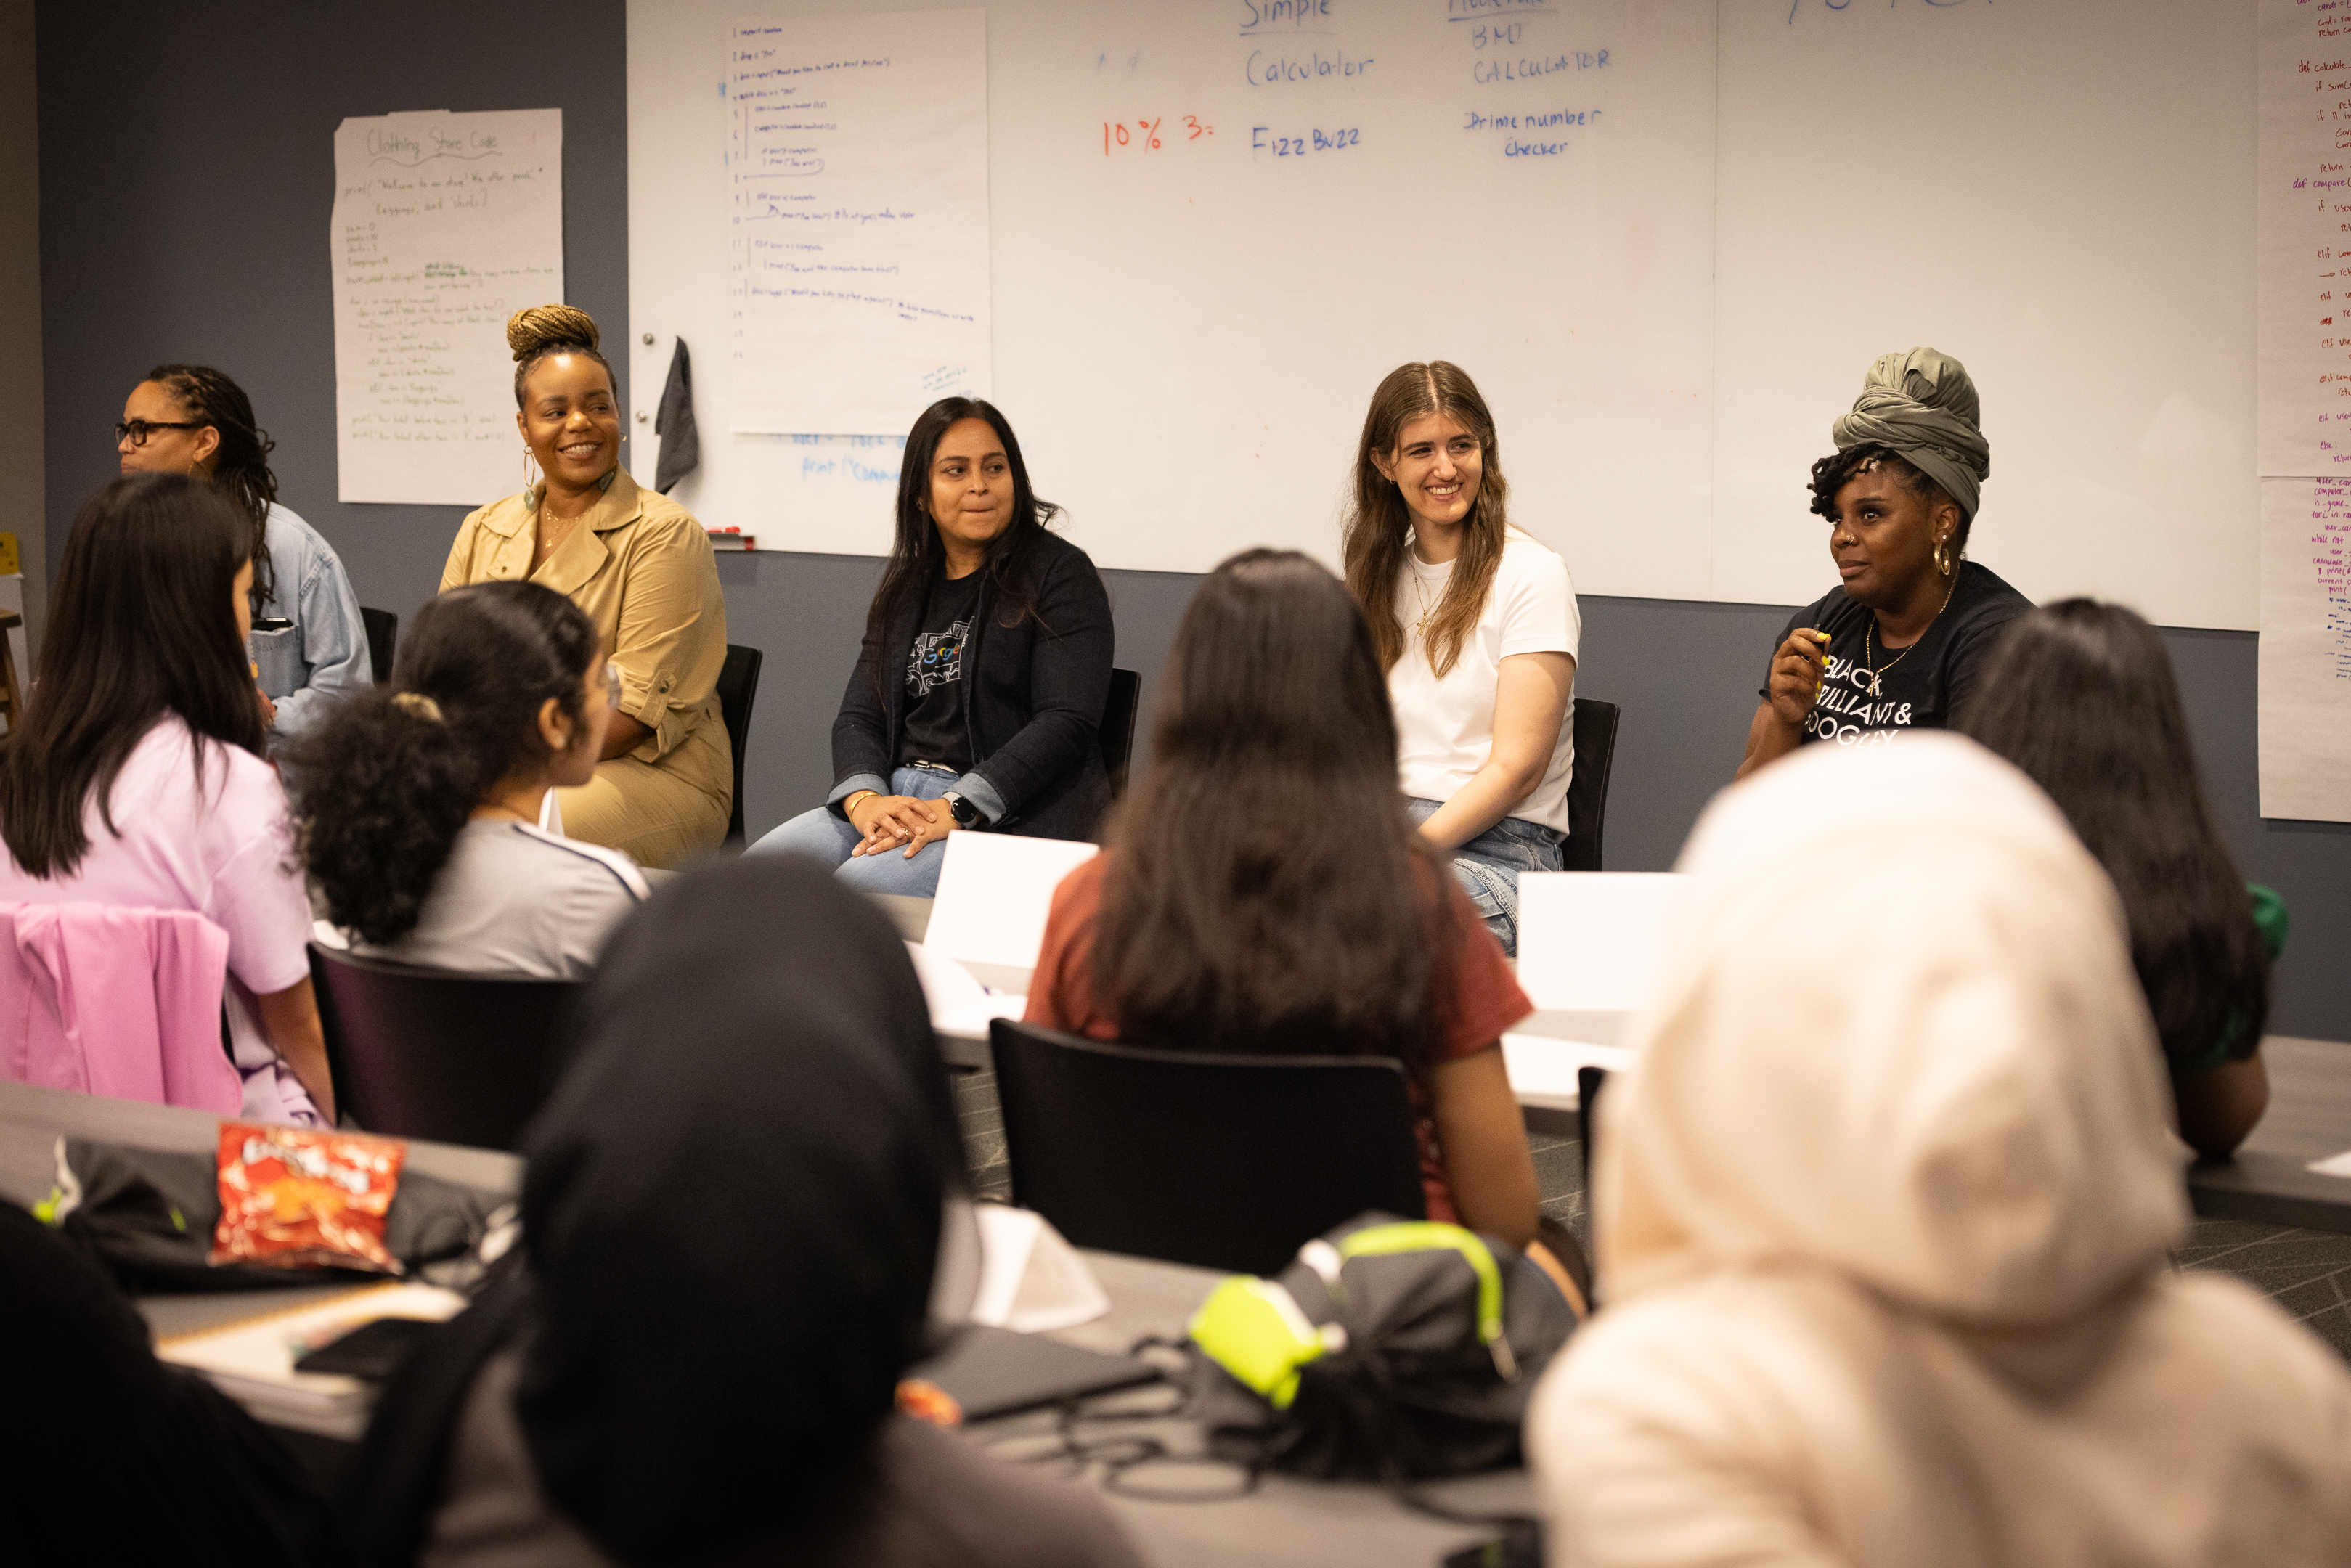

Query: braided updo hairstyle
(507, 303), (616, 407)
(147, 364), (280, 611)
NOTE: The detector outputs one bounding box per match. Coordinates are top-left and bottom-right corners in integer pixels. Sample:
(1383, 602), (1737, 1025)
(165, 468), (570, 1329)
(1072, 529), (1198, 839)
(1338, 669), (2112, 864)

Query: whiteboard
(632, 0), (2261, 629)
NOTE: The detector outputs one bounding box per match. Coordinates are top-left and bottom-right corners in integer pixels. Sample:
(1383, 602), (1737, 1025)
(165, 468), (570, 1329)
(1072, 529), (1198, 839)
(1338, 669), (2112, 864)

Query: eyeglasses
(603, 661), (622, 709)
(115, 418), (205, 449)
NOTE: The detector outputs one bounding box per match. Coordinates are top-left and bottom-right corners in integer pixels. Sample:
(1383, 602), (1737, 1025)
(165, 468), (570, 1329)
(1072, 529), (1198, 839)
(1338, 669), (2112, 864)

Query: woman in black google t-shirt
(1737, 348), (2031, 780)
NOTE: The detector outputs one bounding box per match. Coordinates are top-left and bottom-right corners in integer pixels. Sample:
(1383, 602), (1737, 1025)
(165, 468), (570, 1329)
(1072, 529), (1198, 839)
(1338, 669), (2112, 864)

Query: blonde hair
(505, 303), (613, 407)
(1340, 362), (1511, 679)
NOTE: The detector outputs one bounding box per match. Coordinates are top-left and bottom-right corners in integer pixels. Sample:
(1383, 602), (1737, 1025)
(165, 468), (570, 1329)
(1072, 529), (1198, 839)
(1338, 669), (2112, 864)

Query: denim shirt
(245, 503), (370, 745)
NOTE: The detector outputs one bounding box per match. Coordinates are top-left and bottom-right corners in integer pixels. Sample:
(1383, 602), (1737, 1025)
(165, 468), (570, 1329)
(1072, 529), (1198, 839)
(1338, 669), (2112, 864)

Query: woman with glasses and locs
(1343, 362), (1581, 958)
(295, 581), (648, 980)
(439, 306), (731, 870)
(116, 365), (370, 743)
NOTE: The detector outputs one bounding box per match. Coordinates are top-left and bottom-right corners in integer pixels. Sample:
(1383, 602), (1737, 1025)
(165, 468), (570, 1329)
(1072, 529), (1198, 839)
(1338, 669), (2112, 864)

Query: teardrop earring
(523, 448), (542, 507)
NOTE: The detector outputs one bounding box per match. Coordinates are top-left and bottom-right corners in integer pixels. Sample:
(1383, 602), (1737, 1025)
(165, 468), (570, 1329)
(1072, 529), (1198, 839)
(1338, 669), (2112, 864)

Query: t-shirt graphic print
(907, 619), (970, 697)
(1761, 560), (2032, 749)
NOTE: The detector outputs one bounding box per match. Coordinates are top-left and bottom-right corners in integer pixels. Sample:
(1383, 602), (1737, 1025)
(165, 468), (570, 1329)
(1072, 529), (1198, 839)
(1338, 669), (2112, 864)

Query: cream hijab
(1541, 734), (2351, 1568)
(1597, 732), (2185, 1322)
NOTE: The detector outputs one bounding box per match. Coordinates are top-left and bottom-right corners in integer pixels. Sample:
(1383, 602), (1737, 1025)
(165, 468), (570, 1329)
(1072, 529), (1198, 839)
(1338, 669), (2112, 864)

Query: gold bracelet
(843, 790), (878, 819)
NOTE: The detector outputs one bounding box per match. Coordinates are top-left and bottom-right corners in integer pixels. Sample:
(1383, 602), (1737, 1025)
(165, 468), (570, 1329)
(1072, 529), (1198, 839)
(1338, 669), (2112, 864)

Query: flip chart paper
(331, 109), (565, 506)
(726, 11), (990, 435)
(2259, 477), (2351, 822)
(2259, 0), (2351, 476)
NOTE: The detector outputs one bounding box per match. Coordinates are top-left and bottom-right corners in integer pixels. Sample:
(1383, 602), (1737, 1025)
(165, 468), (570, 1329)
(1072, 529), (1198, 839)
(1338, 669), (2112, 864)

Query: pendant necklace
(1864, 572), (1960, 698)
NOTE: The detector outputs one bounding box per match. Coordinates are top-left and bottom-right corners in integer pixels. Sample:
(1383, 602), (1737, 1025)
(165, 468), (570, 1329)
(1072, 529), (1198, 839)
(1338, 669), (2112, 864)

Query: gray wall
(37, 3), (2351, 1041)
(2, 0), (44, 650)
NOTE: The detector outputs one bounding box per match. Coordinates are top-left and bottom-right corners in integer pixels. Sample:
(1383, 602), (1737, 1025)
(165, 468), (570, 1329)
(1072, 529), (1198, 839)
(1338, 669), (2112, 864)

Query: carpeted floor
(954, 1070), (2351, 1362)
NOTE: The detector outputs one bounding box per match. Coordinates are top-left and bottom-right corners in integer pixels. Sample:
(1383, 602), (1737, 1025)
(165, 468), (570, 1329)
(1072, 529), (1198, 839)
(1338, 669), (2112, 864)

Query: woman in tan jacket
(1530, 733), (2351, 1567)
(441, 306), (729, 869)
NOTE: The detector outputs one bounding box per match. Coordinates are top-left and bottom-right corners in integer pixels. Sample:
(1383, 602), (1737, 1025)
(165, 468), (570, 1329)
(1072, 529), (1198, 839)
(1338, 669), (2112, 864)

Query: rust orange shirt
(1024, 851), (1531, 1224)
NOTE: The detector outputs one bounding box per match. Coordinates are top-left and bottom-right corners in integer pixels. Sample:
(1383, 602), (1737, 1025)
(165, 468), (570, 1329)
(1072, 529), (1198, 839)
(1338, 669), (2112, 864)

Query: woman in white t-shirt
(0, 474), (335, 1122)
(1343, 362), (1580, 956)
(295, 581), (647, 979)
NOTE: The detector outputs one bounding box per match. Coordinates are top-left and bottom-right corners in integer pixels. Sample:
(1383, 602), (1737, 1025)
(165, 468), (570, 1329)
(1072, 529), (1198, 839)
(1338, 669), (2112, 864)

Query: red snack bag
(210, 1122), (407, 1273)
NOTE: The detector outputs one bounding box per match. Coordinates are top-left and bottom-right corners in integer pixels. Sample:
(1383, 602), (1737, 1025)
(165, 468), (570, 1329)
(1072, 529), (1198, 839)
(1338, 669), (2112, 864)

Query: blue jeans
(750, 764), (962, 898)
(1406, 799), (1566, 958)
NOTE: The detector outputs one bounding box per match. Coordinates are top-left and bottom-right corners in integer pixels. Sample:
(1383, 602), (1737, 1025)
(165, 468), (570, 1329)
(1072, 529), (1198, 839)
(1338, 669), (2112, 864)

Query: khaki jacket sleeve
(608, 509), (728, 764)
(441, 513), (485, 592)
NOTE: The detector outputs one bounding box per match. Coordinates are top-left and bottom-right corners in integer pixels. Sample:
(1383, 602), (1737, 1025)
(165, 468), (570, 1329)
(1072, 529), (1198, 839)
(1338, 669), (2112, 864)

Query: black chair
(1099, 667), (1141, 798)
(1560, 698), (1621, 873)
(308, 944), (581, 1151)
(989, 1018), (1427, 1276)
(360, 608), (399, 686)
(716, 643), (765, 846)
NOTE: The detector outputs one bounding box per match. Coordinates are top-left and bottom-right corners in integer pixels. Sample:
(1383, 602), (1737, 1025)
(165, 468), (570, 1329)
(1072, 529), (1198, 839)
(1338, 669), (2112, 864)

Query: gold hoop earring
(1933, 537), (1955, 577)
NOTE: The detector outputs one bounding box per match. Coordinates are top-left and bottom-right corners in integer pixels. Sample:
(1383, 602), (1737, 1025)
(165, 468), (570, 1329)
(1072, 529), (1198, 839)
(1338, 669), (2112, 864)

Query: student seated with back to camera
(751, 397), (1115, 897)
(0, 475), (333, 1122)
(1527, 736), (2351, 1567)
(294, 581), (647, 979)
(1026, 550), (1585, 1307)
(343, 857), (1145, 1568)
(1960, 600), (2281, 1157)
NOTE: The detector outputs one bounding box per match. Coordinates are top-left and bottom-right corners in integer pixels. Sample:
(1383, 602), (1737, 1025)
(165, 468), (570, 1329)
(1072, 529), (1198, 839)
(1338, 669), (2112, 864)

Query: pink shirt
(0, 716), (311, 997)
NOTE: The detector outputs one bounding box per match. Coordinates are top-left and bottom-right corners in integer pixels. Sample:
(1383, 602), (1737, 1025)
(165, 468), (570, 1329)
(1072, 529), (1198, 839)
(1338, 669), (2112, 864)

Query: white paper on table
(330, 109), (564, 505)
(1501, 1034), (1637, 1110)
(1515, 873), (1690, 1013)
(969, 1204), (1109, 1334)
(905, 940), (1025, 1039)
(725, 12), (991, 435)
(2307, 1148), (2351, 1180)
(2258, 478), (2351, 821)
(923, 833), (1099, 973)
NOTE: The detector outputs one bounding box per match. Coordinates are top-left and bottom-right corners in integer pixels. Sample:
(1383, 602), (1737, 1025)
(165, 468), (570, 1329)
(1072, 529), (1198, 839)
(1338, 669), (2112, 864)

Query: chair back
(1561, 698), (1620, 872)
(360, 608), (399, 687)
(308, 944), (581, 1150)
(989, 1018), (1427, 1275)
(1099, 668), (1142, 797)
(716, 643), (765, 845)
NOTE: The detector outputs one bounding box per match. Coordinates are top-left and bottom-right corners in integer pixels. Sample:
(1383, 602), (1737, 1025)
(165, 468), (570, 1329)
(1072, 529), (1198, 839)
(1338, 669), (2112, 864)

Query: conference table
(878, 893), (2351, 1236)
(0, 1078), (1531, 1568)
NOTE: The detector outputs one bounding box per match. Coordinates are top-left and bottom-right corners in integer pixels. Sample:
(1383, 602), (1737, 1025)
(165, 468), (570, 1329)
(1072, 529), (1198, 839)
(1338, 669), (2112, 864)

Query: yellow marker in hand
(1807, 631), (1830, 694)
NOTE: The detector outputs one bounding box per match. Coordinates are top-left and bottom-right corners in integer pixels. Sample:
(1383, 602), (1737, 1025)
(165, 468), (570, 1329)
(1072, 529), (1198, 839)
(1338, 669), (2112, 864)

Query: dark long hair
(293, 583), (600, 946)
(147, 364), (280, 612)
(1959, 600), (2268, 1068)
(0, 475), (263, 878)
(1090, 550), (1451, 1072)
(1342, 361), (1514, 679)
(865, 398), (1061, 687)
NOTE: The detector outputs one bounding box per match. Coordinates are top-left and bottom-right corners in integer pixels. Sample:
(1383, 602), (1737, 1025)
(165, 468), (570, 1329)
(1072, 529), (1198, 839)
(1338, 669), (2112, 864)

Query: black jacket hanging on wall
(652, 338), (701, 495)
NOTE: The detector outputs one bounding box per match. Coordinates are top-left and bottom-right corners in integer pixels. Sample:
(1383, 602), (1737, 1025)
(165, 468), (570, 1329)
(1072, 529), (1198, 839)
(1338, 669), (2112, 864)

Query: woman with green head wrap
(1735, 348), (2032, 779)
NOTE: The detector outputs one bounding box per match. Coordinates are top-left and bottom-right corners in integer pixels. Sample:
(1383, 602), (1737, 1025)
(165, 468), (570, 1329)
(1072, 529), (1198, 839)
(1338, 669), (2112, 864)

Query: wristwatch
(942, 791), (982, 827)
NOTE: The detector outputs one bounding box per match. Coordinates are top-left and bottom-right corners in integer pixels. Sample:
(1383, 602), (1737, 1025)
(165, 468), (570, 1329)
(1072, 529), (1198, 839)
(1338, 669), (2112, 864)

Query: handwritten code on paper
(725, 12), (990, 436)
(330, 109), (564, 506)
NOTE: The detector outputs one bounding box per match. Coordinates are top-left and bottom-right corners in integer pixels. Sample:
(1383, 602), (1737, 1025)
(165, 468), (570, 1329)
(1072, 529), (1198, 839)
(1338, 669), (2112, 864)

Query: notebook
(155, 1281), (468, 1438)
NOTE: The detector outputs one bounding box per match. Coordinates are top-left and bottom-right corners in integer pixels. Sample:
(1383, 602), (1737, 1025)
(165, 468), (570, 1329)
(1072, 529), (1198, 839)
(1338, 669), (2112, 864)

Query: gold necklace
(1406, 556), (1446, 636)
(1864, 573), (1960, 698)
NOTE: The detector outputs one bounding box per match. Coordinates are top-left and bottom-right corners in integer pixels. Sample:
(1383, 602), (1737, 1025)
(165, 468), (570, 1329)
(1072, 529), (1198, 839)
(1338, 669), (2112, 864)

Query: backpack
(1185, 1211), (1578, 1481)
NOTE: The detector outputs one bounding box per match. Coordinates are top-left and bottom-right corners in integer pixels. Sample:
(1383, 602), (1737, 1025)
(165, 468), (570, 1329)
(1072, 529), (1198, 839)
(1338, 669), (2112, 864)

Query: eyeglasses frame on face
(115, 418), (207, 449)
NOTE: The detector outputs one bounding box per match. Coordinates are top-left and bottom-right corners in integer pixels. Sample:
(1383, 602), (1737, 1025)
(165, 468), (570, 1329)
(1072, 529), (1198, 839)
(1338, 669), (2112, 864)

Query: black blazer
(828, 528), (1115, 841)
